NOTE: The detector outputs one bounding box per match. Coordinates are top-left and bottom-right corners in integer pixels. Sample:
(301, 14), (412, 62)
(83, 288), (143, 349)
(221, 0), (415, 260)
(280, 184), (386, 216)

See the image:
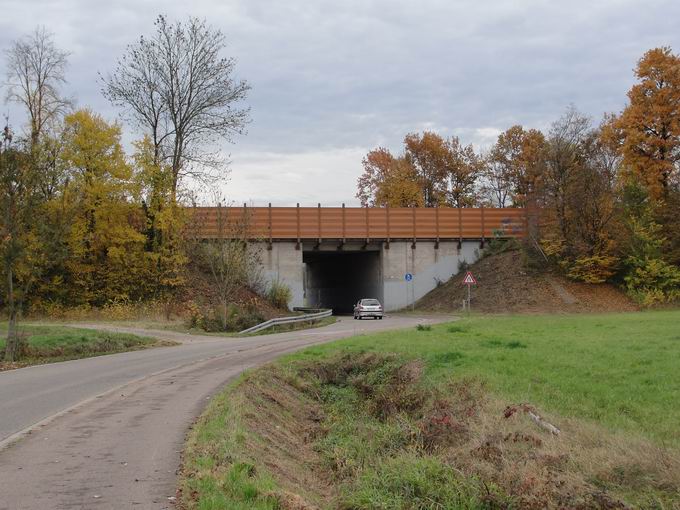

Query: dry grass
(180, 352), (680, 509)
(416, 249), (638, 314)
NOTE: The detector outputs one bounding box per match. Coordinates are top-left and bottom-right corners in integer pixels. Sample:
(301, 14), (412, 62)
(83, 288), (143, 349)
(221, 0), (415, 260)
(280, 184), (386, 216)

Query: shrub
(184, 302), (265, 333)
(624, 256), (680, 306)
(484, 231), (521, 257)
(267, 281), (291, 309)
(621, 205), (680, 306)
(416, 324), (432, 332)
(567, 254), (618, 283)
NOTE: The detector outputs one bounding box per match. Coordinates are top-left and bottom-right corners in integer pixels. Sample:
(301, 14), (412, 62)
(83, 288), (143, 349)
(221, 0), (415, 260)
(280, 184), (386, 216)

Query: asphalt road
(0, 314), (447, 510)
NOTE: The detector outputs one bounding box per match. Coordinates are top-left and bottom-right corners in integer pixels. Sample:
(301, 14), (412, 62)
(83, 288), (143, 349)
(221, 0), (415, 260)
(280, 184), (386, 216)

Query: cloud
(220, 147), (368, 206)
(1, 0), (679, 203)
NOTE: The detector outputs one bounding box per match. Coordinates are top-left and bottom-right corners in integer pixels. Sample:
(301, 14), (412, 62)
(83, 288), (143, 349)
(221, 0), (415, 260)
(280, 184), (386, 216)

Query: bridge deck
(191, 206), (526, 241)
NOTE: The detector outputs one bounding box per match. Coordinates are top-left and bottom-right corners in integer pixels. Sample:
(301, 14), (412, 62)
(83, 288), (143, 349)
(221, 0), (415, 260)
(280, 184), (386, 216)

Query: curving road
(0, 314), (448, 510)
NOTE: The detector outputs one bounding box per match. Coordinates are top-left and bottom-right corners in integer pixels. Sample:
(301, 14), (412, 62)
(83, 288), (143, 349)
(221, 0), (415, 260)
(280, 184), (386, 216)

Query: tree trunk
(4, 266), (19, 362)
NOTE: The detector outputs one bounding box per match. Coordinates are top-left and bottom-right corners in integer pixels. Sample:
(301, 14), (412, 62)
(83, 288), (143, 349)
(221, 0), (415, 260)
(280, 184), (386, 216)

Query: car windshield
(361, 299), (380, 306)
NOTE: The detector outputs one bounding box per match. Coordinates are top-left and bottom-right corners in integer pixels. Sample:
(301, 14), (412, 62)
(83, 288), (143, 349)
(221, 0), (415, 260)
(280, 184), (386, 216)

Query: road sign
(462, 271), (476, 285)
(405, 273), (413, 282)
(462, 271), (476, 313)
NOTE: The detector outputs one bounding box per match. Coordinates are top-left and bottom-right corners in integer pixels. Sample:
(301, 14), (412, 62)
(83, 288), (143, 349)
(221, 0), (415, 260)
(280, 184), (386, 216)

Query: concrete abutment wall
(259, 240), (481, 312)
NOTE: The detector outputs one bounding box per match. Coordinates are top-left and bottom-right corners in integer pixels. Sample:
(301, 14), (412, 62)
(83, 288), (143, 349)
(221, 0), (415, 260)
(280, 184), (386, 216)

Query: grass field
(0, 323), (170, 369)
(180, 310), (680, 509)
(291, 310), (680, 444)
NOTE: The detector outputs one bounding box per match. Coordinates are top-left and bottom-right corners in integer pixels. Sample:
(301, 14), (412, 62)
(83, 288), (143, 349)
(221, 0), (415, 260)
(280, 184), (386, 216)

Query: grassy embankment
(180, 311), (680, 509)
(0, 323), (171, 370)
(33, 315), (336, 338)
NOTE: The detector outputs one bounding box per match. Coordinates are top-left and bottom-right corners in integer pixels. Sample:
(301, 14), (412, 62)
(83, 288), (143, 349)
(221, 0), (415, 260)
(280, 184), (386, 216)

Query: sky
(1, 0), (679, 205)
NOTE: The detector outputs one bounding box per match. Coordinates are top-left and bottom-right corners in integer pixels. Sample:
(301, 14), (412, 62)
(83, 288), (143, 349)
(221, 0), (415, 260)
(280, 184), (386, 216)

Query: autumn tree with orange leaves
(615, 47), (680, 200)
(357, 132), (482, 208)
(356, 148), (422, 207)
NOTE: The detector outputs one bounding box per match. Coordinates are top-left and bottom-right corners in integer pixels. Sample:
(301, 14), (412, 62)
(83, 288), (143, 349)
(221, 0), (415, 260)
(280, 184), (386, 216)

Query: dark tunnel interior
(303, 250), (382, 313)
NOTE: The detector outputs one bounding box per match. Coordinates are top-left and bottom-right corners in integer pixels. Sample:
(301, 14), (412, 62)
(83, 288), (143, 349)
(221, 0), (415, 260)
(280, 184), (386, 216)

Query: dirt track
(0, 315), (446, 510)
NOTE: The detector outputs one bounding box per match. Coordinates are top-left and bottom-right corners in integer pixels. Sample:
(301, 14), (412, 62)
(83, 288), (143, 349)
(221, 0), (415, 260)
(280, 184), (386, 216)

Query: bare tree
(4, 27), (70, 145)
(102, 15), (251, 201)
(480, 152), (513, 208)
(194, 202), (262, 331)
(544, 106), (592, 244)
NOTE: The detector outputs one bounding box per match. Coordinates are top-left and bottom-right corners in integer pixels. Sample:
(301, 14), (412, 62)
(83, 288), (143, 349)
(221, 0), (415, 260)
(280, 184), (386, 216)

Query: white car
(353, 298), (384, 320)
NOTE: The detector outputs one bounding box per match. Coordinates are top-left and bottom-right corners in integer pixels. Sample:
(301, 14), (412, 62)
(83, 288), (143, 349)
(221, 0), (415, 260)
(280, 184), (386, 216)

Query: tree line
(1, 17), (251, 360)
(357, 48), (680, 305)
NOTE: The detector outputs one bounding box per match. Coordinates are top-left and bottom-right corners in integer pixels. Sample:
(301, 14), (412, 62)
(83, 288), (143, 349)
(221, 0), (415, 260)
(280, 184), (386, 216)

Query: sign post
(405, 273), (413, 310)
(462, 271), (477, 312)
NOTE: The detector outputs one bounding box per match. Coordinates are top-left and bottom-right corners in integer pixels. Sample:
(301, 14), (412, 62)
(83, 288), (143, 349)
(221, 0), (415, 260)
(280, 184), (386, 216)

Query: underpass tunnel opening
(303, 250), (382, 314)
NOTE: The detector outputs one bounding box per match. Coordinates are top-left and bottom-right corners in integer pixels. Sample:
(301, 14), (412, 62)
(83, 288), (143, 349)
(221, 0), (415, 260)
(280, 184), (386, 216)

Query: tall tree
(490, 125), (546, 207)
(132, 137), (187, 305)
(357, 132), (482, 207)
(403, 131), (448, 206)
(443, 136), (482, 207)
(539, 108), (620, 282)
(480, 151), (512, 208)
(4, 26), (70, 146)
(59, 110), (146, 305)
(356, 148), (422, 207)
(543, 107), (592, 244)
(102, 15), (251, 201)
(0, 124), (46, 361)
(616, 47), (680, 199)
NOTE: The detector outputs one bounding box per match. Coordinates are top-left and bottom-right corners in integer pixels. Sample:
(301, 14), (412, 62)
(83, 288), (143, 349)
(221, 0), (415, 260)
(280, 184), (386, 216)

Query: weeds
(416, 324), (432, 331)
(180, 313), (680, 510)
(483, 339), (527, 349)
(448, 324), (469, 333)
(267, 280), (292, 309)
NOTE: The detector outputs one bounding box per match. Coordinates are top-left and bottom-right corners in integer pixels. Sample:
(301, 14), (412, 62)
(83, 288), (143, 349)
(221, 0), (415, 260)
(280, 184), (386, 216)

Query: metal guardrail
(239, 309), (333, 335)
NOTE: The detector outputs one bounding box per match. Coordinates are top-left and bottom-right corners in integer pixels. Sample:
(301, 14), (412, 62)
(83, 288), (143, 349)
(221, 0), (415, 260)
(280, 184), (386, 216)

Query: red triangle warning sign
(462, 271), (477, 285)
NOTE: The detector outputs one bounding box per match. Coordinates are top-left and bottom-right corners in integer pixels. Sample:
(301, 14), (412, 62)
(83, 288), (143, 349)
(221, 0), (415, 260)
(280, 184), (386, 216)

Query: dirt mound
(417, 249), (637, 314)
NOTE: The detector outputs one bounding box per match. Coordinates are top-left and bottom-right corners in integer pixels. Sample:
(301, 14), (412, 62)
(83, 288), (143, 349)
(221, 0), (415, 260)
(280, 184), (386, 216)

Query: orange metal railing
(190, 205), (526, 242)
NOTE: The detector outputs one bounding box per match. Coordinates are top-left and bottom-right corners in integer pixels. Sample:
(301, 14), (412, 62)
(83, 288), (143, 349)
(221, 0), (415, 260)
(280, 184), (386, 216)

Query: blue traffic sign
(405, 273), (413, 281)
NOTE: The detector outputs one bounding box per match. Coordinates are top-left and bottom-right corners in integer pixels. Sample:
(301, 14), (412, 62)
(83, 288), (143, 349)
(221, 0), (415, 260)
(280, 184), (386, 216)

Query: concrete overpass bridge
(193, 205), (526, 312)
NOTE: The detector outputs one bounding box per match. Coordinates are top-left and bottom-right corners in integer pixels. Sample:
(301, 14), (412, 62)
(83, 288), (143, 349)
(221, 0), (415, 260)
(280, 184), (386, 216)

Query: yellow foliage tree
(132, 137), (187, 306)
(59, 109), (147, 305)
(356, 148), (423, 207)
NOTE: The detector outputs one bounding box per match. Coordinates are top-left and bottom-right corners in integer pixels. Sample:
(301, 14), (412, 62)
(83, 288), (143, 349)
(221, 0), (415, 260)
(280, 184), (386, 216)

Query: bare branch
(4, 26), (71, 144)
(102, 15), (250, 201)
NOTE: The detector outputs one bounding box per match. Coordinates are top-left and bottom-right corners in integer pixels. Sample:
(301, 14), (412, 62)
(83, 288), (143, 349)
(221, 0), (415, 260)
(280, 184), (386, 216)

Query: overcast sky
(1, 0), (679, 205)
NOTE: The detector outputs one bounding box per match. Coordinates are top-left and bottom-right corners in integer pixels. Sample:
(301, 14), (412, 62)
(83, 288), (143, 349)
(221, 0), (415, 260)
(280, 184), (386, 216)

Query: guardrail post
(238, 309), (333, 335)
